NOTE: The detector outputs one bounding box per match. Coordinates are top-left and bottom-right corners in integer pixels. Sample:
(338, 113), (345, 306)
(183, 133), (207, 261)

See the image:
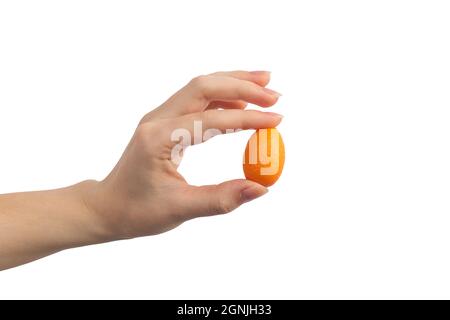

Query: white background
(0, 0), (450, 299)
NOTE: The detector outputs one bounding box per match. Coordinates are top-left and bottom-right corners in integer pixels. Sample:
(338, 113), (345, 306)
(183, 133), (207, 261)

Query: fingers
(155, 73), (280, 118)
(206, 71), (269, 110)
(170, 109), (283, 145)
(182, 179), (268, 219)
(210, 70), (271, 87)
(190, 76), (280, 107)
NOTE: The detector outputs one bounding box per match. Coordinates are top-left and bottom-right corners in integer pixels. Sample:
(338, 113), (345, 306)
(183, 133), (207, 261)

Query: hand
(86, 71), (283, 240)
(0, 70), (283, 270)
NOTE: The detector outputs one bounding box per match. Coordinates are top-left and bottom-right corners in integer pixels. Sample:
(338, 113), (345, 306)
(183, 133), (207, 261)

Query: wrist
(73, 180), (118, 245)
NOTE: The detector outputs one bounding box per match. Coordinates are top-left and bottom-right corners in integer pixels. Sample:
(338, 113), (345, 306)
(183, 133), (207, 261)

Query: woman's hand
(0, 70), (282, 270)
(87, 70), (283, 240)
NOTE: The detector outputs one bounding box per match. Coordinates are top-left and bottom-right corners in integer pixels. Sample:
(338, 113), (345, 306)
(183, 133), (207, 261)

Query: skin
(0, 70), (282, 271)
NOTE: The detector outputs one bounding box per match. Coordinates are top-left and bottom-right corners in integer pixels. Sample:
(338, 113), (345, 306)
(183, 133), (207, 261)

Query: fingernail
(265, 112), (284, 119)
(250, 70), (271, 76)
(241, 185), (268, 203)
(263, 87), (282, 97)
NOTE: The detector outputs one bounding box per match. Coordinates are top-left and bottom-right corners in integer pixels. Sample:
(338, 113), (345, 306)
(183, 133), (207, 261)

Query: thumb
(184, 179), (268, 218)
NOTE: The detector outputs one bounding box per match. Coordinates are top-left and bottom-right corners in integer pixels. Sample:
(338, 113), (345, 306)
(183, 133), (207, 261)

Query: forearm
(0, 180), (108, 270)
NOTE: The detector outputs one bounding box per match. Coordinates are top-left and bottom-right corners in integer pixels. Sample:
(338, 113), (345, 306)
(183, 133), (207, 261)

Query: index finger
(168, 109), (283, 146)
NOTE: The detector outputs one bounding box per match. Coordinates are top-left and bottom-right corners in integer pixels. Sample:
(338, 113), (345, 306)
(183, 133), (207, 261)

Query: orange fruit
(243, 128), (285, 187)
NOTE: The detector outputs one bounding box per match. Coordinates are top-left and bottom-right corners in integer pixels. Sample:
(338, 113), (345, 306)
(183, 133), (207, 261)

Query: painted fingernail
(241, 185), (268, 203)
(263, 87), (282, 97)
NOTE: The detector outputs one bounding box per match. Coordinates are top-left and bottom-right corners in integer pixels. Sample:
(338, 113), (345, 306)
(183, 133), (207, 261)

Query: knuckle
(189, 75), (210, 92)
(214, 198), (234, 215)
(134, 122), (164, 149)
(134, 124), (151, 143)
